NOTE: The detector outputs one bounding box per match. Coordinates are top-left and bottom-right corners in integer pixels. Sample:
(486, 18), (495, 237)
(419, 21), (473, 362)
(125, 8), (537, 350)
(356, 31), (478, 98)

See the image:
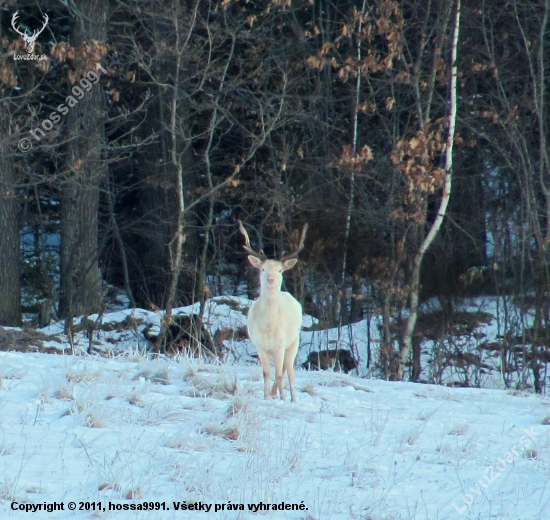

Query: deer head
(238, 220), (308, 291)
(12, 11), (49, 54)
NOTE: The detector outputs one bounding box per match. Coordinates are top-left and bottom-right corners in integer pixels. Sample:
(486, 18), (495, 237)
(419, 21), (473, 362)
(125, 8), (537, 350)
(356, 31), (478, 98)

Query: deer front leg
(257, 350), (272, 399)
(271, 348), (286, 400)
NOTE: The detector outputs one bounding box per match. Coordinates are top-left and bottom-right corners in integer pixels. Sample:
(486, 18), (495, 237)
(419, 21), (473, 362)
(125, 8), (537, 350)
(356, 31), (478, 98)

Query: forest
(1, 0), (550, 388)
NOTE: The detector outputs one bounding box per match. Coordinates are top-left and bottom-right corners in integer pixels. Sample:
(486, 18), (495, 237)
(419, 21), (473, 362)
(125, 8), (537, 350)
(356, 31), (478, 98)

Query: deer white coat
(239, 222), (307, 402)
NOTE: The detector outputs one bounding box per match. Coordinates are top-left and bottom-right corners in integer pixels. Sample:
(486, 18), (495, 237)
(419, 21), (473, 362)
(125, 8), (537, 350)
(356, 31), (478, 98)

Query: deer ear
(248, 255), (263, 269)
(282, 258), (298, 271)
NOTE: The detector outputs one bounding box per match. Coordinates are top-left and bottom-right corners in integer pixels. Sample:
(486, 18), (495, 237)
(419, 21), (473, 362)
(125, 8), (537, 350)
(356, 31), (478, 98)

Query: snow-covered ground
(1, 297), (549, 519)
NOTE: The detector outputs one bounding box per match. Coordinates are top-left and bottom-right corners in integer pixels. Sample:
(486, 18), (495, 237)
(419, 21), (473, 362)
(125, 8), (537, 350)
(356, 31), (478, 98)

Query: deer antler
(11, 12), (27, 38)
(238, 220), (267, 261)
(32, 13), (49, 39)
(279, 223), (308, 261)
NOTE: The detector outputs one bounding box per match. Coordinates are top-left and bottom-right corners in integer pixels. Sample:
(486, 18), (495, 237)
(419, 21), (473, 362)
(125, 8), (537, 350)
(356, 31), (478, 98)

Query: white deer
(239, 221), (308, 402)
(11, 11), (49, 54)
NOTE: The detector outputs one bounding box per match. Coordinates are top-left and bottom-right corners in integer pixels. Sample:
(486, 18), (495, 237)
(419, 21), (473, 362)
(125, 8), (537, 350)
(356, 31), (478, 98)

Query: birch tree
(397, 0), (461, 380)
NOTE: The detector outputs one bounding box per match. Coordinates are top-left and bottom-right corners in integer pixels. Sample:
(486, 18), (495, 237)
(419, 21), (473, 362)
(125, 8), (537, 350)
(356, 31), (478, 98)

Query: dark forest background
(1, 0), (550, 385)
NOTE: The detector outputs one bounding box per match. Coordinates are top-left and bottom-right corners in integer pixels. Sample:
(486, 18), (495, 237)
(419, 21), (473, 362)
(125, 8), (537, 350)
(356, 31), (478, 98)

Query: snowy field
(0, 298), (549, 519)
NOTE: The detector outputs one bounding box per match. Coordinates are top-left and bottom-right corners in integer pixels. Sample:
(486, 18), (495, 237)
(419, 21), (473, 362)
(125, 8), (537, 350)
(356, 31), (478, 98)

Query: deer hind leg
(257, 350), (272, 399)
(271, 348), (286, 400)
(284, 337), (300, 403)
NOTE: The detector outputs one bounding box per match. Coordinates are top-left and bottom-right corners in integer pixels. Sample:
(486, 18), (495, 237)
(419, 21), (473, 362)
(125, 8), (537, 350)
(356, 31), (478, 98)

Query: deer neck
(259, 283), (282, 301)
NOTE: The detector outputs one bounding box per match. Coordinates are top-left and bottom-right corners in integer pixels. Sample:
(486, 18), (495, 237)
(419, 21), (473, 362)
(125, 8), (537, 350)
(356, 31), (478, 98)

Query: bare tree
(398, 0), (461, 380)
(464, 0), (550, 391)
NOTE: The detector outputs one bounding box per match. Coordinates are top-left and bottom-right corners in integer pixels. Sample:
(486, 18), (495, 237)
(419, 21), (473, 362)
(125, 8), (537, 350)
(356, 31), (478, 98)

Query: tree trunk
(0, 103), (21, 326)
(338, 0), (367, 327)
(349, 274), (363, 323)
(59, 0), (107, 318)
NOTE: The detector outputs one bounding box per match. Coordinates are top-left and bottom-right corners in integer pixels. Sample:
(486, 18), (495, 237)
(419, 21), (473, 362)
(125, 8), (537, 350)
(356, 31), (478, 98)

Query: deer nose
(267, 277), (276, 284)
